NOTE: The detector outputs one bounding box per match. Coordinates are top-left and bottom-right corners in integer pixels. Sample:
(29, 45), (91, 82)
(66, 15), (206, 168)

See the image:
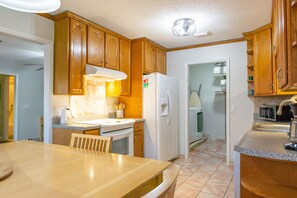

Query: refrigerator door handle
(166, 89), (172, 125)
(161, 98), (169, 117)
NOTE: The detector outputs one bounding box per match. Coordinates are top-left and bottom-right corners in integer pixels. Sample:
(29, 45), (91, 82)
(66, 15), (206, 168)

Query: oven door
(101, 128), (134, 156)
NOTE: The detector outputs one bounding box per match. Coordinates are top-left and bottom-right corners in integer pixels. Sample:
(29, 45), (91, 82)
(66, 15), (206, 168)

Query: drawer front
(134, 122), (144, 131)
(84, 129), (100, 135)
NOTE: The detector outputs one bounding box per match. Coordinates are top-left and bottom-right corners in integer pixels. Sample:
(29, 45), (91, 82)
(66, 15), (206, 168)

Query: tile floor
(171, 140), (234, 198)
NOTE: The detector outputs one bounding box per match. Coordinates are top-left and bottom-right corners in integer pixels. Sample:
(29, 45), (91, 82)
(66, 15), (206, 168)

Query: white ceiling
(0, 33), (44, 65)
(52, 0), (272, 48)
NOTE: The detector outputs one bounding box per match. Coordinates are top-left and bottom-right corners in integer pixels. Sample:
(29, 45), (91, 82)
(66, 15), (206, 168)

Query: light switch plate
(231, 105), (236, 113)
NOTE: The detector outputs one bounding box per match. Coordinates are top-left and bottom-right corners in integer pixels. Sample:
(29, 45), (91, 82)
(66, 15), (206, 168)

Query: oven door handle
(101, 128), (133, 141)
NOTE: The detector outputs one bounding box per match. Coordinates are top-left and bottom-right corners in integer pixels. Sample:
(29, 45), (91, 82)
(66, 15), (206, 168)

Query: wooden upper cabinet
(286, 0), (297, 89)
(119, 39), (131, 96)
(87, 26), (105, 67)
(254, 28), (273, 96)
(69, 19), (86, 95)
(156, 48), (166, 74)
(54, 17), (86, 95)
(144, 41), (157, 73)
(276, 0), (288, 89)
(105, 33), (120, 70)
(273, 0), (297, 90)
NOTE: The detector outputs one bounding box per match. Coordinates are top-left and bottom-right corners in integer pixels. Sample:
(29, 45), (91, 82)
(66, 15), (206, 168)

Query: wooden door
(276, 0), (288, 89)
(144, 41), (156, 74)
(156, 48), (166, 74)
(69, 19), (86, 95)
(87, 26), (105, 67)
(105, 33), (119, 70)
(119, 39), (131, 96)
(254, 28), (273, 95)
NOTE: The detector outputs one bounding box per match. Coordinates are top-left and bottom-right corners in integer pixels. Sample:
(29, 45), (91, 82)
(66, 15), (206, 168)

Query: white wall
(0, 60), (44, 140)
(190, 63), (226, 140)
(0, 7), (54, 42)
(167, 42), (254, 161)
(0, 7), (54, 143)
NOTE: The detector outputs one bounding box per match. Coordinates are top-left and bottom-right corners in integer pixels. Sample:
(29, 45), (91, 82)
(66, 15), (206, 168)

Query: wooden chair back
(70, 133), (112, 153)
(142, 164), (180, 198)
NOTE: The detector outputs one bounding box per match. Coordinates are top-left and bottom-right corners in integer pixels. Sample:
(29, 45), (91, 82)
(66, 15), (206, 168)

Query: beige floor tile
(223, 187), (234, 198)
(179, 165), (199, 176)
(201, 182), (229, 197)
(174, 183), (200, 198)
(175, 175), (189, 189)
(172, 140), (233, 198)
(209, 172), (233, 184)
(197, 192), (223, 198)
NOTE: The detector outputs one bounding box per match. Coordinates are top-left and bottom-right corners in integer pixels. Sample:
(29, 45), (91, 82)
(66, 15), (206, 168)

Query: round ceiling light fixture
(172, 18), (196, 37)
(0, 0), (61, 13)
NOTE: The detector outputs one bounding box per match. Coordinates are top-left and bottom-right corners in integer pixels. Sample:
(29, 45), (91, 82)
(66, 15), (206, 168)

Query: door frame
(184, 58), (231, 164)
(1, 74), (18, 141)
(0, 27), (53, 143)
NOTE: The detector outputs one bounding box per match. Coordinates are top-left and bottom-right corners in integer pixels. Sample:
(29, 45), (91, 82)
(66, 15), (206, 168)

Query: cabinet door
(105, 33), (119, 70)
(84, 129), (100, 135)
(134, 122), (144, 157)
(120, 39), (131, 96)
(87, 26), (105, 67)
(144, 41), (156, 74)
(69, 19), (86, 95)
(156, 48), (166, 74)
(53, 128), (83, 146)
(287, 0), (297, 88)
(134, 130), (144, 157)
(276, 0), (288, 89)
(254, 28), (273, 95)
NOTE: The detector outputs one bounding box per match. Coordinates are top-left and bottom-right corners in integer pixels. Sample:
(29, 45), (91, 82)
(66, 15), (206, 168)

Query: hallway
(173, 140), (234, 198)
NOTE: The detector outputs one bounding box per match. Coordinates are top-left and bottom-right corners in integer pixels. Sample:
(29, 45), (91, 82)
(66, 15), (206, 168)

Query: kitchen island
(0, 140), (170, 197)
(234, 127), (297, 198)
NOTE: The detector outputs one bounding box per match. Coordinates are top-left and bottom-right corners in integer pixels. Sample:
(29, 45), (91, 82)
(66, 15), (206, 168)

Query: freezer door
(143, 73), (157, 159)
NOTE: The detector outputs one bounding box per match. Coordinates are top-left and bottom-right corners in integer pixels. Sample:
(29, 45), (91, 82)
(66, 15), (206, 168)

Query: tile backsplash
(253, 95), (290, 113)
(53, 79), (118, 118)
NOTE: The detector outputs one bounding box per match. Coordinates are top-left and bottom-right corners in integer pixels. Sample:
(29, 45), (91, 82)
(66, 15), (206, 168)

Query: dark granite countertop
(234, 127), (297, 162)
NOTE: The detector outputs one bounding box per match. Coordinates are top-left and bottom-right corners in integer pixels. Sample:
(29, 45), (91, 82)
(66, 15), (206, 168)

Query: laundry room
(188, 62), (227, 148)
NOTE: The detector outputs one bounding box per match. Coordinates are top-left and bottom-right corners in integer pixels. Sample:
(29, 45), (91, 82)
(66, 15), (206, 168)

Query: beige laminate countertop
(0, 141), (170, 197)
(234, 129), (297, 162)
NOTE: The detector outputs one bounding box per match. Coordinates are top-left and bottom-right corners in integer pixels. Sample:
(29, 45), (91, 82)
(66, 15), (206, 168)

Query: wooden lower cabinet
(240, 154), (297, 197)
(134, 121), (144, 157)
(53, 128), (100, 146)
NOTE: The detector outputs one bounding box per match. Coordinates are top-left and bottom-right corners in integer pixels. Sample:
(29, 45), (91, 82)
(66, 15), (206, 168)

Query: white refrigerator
(143, 73), (179, 161)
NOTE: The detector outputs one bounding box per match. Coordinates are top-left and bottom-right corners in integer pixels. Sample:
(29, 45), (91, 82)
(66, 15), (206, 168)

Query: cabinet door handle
(292, 0), (297, 7)
(292, 41), (297, 47)
(277, 68), (281, 81)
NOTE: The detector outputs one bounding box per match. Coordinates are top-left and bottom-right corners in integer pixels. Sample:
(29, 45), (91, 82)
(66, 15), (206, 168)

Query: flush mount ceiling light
(172, 18), (196, 37)
(0, 0), (61, 13)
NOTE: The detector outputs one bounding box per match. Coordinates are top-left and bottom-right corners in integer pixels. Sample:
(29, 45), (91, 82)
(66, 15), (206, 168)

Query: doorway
(185, 59), (230, 164)
(0, 75), (15, 142)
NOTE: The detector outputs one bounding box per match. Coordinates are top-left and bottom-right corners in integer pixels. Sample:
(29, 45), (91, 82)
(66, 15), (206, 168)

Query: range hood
(85, 64), (127, 81)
